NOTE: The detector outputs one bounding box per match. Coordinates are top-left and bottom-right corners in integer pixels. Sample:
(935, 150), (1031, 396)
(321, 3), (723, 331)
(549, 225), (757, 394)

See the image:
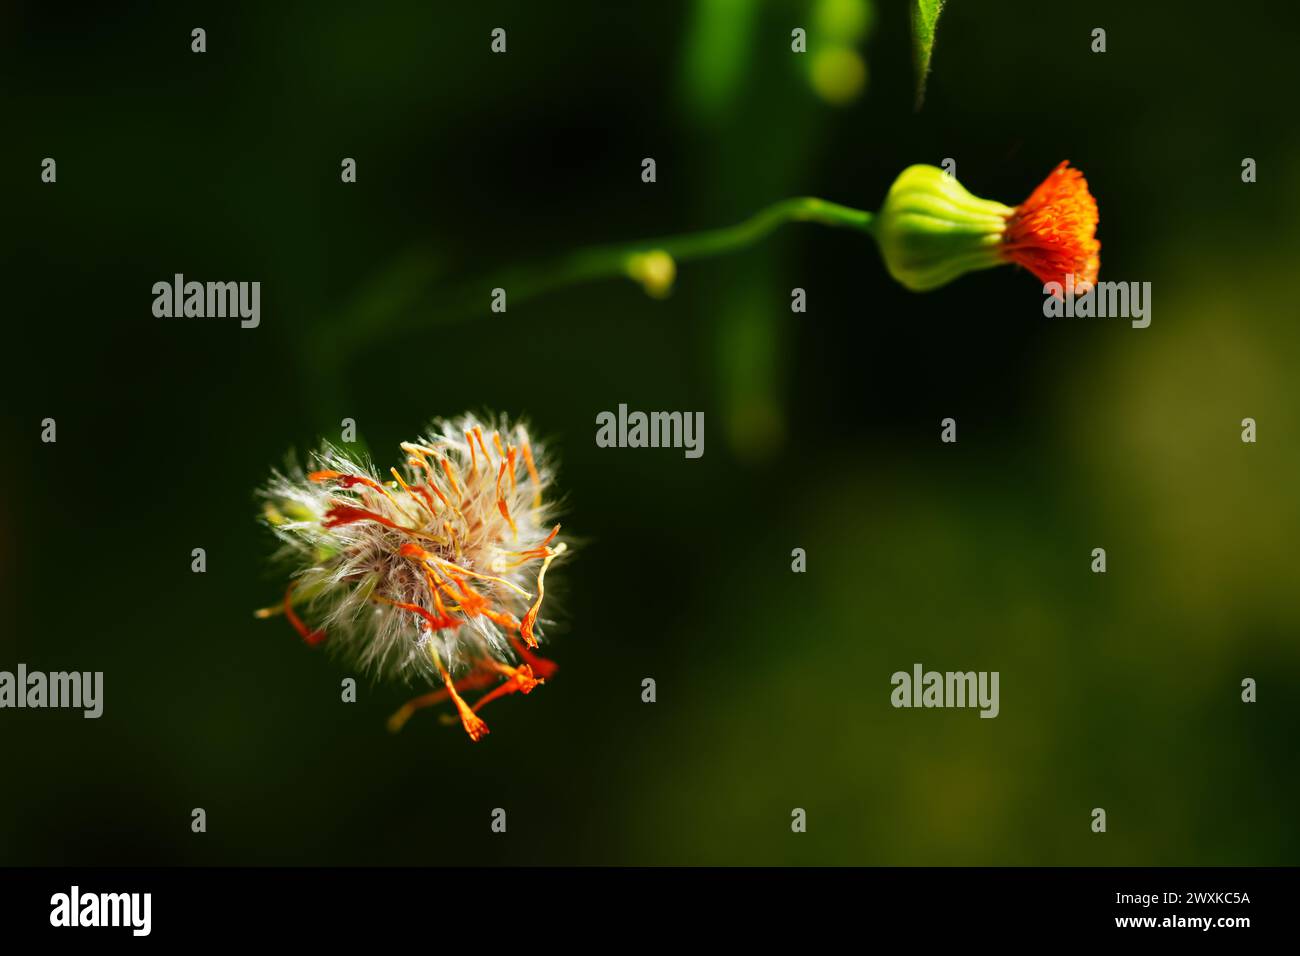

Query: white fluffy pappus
(256, 414), (567, 741)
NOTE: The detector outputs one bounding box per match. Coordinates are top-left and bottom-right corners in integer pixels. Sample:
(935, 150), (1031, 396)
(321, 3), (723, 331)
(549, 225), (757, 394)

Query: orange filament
(430, 649), (489, 741)
(419, 560), (519, 632)
(387, 688), (447, 732)
(310, 469), (412, 517)
(399, 441), (441, 459)
(416, 558), (470, 609)
(452, 578), (490, 618)
(421, 568), (467, 627)
(518, 429), (542, 507)
(509, 632), (559, 680)
(441, 520), (461, 560)
(482, 607), (521, 631)
(283, 583), (325, 646)
(465, 430), (478, 476)
(309, 469), (390, 490)
(472, 664), (541, 712)
(501, 524), (560, 563)
(378, 594), (459, 632)
(403, 449), (453, 510)
(491, 433), (518, 492)
(496, 463), (519, 540)
(387, 659), (537, 732)
(440, 457), (462, 501)
(322, 503), (404, 531)
(384, 621), (490, 741)
(387, 668), (500, 733)
(473, 427), (493, 466)
(520, 543), (564, 648)
(400, 542), (531, 599)
(390, 467), (436, 516)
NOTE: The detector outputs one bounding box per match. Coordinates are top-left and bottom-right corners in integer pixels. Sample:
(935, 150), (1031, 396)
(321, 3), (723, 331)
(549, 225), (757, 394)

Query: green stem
(506, 196), (875, 299)
(312, 196), (874, 364)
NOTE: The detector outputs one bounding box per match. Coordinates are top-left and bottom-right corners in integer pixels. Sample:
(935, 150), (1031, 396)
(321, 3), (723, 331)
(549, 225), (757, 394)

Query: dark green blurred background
(3, 1), (1298, 865)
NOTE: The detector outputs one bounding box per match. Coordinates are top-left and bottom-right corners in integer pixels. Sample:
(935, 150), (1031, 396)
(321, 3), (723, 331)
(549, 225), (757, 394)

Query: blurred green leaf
(679, 0), (757, 121)
(911, 0), (946, 109)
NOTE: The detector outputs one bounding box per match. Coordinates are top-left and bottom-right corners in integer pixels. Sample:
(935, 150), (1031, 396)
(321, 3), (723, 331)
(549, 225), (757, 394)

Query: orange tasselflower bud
(873, 161), (1101, 293)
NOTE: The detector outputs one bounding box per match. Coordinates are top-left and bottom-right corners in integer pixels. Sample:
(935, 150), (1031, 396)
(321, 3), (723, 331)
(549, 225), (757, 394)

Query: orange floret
(1002, 161), (1100, 289)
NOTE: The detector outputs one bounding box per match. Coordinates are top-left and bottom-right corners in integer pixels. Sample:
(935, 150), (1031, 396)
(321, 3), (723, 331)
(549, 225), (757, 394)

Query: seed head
(256, 414), (567, 742)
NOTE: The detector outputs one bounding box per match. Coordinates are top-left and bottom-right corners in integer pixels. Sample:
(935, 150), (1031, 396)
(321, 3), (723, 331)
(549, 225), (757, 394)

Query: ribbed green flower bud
(872, 165), (1013, 292)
